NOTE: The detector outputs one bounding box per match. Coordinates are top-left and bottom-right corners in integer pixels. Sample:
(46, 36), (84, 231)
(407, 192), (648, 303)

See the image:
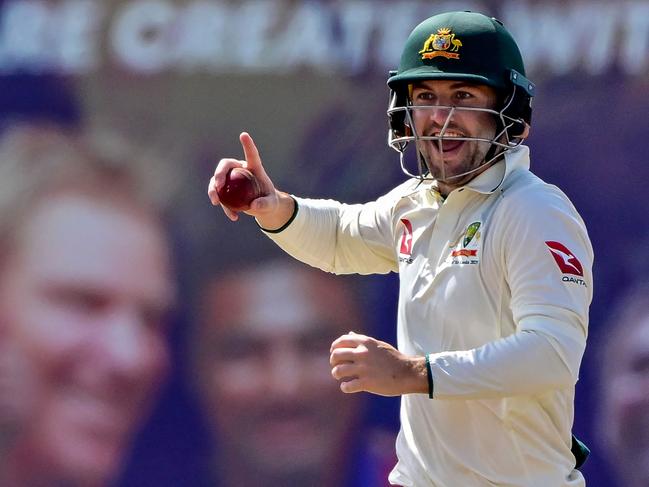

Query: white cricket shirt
(262, 146), (593, 487)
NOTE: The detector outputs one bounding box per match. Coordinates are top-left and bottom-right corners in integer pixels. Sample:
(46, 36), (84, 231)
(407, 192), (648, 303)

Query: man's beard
(419, 138), (493, 184)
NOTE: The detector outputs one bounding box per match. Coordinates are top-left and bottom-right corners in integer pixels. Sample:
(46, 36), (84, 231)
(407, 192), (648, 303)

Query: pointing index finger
(240, 132), (262, 170)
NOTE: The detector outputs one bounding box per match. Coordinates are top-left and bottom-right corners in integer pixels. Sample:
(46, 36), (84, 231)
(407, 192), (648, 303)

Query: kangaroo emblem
(419, 34), (437, 54)
(419, 28), (463, 59)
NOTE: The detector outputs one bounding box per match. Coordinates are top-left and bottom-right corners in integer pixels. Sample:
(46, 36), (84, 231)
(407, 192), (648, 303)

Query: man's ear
(516, 123), (530, 140)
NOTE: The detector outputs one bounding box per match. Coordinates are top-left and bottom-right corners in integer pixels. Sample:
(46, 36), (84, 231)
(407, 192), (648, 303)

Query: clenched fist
(329, 332), (428, 397)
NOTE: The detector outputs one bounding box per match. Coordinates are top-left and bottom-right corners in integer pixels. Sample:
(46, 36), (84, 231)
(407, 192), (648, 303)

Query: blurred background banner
(1, 1), (648, 486)
(1, 0), (648, 76)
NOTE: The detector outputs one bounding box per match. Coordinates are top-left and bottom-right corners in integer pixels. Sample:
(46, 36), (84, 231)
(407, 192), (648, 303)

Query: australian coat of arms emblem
(419, 28), (463, 60)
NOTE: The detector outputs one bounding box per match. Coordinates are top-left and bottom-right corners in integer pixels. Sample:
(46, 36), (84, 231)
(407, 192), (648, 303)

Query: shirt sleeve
(428, 184), (593, 399)
(260, 192), (401, 275)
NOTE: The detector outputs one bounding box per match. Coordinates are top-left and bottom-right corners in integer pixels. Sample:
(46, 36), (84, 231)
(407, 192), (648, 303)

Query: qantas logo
(399, 219), (414, 263)
(545, 241), (584, 276)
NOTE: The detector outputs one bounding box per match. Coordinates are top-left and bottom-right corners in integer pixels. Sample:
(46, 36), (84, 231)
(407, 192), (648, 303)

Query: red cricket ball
(217, 167), (262, 212)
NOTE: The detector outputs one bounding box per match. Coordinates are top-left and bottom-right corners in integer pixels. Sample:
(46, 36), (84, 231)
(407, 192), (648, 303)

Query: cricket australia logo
(448, 221), (481, 265)
(398, 218), (414, 264)
(419, 28), (463, 60)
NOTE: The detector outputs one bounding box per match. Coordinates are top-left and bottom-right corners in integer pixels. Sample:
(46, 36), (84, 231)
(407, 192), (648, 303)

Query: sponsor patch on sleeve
(545, 241), (587, 286)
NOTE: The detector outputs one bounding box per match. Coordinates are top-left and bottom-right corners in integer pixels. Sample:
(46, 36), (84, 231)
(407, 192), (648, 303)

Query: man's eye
(140, 306), (171, 332)
(46, 287), (108, 313)
(416, 92), (434, 101)
(212, 335), (263, 361)
(455, 91), (473, 100)
(630, 354), (649, 375)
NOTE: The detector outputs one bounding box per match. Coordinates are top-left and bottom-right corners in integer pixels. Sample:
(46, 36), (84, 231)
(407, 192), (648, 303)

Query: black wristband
(425, 353), (434, 399)
(258, 196), (299, 234)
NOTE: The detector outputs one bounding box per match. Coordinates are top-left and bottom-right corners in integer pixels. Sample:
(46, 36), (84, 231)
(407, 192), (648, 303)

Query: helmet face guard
(386, 11), (535, 181)
(388, 103), (518, 182)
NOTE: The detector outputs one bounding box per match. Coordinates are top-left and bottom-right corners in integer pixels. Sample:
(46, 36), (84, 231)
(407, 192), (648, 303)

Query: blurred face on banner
(599, 293), (649, 487)
(194, 263), (363, 486)
(0, 128), (175, 486)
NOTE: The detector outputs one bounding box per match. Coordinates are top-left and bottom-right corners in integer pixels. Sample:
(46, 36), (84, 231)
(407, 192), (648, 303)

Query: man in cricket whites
(208, 11), (593, 486)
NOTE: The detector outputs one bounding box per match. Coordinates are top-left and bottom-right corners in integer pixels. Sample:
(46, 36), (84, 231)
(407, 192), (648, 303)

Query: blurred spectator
(596, 282), (649, 487)
(0, 125), (176, 486)
(190, 259), (395, 487)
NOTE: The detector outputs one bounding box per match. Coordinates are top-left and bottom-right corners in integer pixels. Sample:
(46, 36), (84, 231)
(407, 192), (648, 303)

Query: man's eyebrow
(448, 81), (481, 89)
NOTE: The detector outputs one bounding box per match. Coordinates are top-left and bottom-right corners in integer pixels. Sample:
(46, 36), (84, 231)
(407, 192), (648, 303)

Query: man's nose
(97, 309), (159, 379)
(266, 347), (302, 396)
(427, 105), (454, 128)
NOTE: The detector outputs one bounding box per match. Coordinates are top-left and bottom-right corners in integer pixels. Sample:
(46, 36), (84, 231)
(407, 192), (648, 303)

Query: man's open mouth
(431, 131), (466, 153)
(440, 139), (464, 152)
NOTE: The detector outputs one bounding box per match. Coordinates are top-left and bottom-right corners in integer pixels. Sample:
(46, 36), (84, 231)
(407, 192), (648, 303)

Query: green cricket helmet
(387, 11), (535, 180)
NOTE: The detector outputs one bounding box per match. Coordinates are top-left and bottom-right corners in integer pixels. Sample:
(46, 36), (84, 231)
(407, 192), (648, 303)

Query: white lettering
(230, 1), (281, 72)
(503, 2), (598, 75)
(578, 3), (619, 75)
(620, 1), (649, 74)
(270, 1), (337, 72)
(111, 0), (176, 74)
(0, 0), (646, 77)
(0, 0), (50, 72)
(173, 1), (229, 72)
(56, 0), (103, 73)
(504, 2), (622, 75)
(374, 1), (423, 72)
(337, 1), (376, 73)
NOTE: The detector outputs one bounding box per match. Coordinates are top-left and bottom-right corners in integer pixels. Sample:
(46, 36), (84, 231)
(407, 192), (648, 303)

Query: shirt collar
(463, 145), (530, 194)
